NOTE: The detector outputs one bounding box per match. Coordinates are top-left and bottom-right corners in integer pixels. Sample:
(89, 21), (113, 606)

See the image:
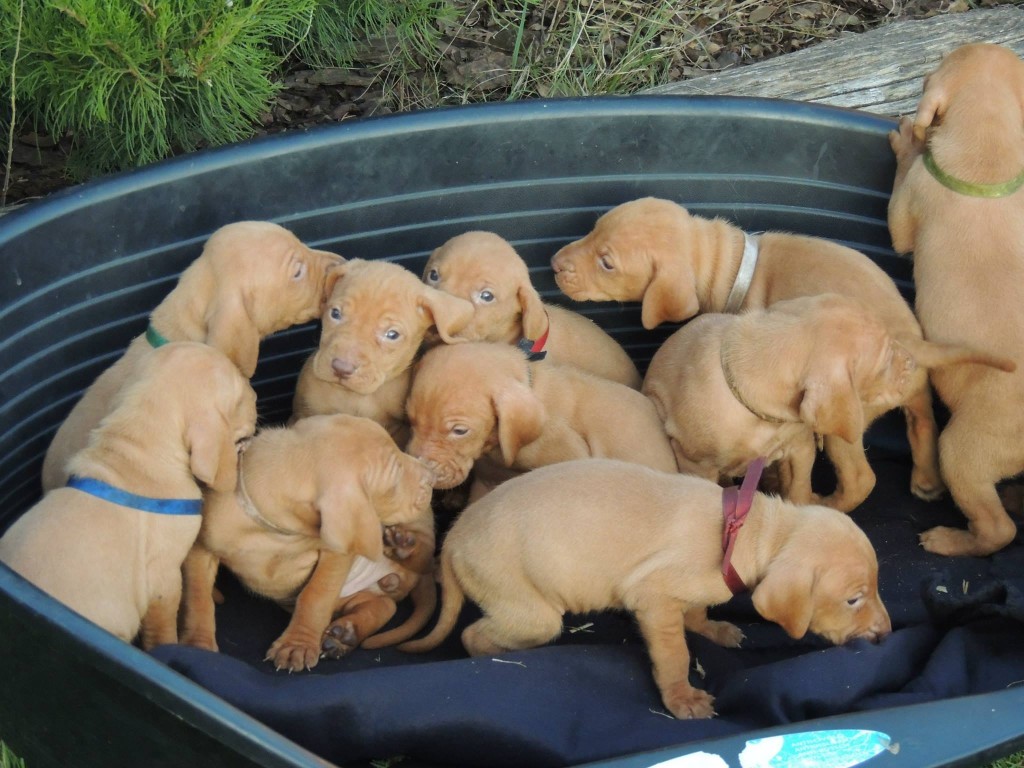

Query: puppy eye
(292, 261), (307, 281)
(384, 328), (401, 341)
(450, 425), (469, 437)
(847, 594), (864, 607)
(427, 268), (440, 284)
(478, 290), (495, 303)
(598, 255), (614, 272)
(329, 307), (342, 322)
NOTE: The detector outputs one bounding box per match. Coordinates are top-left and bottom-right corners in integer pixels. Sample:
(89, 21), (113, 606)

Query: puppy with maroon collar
(400, 457), (891, 719)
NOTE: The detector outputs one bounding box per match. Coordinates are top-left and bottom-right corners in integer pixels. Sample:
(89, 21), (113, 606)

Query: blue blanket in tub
(153, 439), (1024, 768)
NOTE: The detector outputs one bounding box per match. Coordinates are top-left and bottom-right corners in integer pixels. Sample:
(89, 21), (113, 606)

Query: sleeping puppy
(400, 458), (891, 719)
(888, 43), (1024, 555)
(1, 343), (257, 649)
(549, 197), (954, 509)
(42, 221), (344, 491)
(642, 294), (1014, 510)
(180, 414), (435, 671)
(292, 259), (475, 442)
(423, 231), (642, 388)
(405, 341), (677, 498)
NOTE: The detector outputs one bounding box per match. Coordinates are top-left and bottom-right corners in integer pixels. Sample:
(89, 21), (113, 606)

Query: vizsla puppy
(550, 197), (952, 507)
(405, 341), (677, 496)
(642, 294), (1014, 510)
(42, 221), (344, 491)
(292, 259), (475, 441)
(888, 43), (1024, 555)
(424, 231), (641, 388)
(400, 458), (891, 719)
(180, 414), (436, 671)
(1, 343), (257, 648)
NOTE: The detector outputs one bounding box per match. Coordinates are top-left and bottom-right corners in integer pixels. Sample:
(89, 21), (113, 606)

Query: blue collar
(66, 475), (203, 516)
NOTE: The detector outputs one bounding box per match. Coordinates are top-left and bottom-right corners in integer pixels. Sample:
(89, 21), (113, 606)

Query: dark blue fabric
(152, 443), (1024, 767)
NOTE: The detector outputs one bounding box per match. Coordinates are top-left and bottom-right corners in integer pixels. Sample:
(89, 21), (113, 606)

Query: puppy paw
(697, 619), (744, 648)
(383, 524), (416, 560)
(266, 632), (321, 672)
(321, 620), (359, 659)
(889, 116), (921, 158)
(911, 468), (947, 502)
(919, 525), (1006, 557)
(662, 682), (716, 720)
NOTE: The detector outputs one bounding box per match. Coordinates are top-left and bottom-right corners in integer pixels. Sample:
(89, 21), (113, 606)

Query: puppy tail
(901, 337), (1017, 373)
(397, 551), (464, 653)
(361, 574), (438, 649)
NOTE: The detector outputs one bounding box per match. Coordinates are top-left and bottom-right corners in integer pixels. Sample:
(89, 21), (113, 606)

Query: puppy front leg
(683, 606), (743, 648)
(634, 598), (715, 719)
(266, 549), (354, 671)
(179, 544), (221, 651)
(139, 570), (185, 650)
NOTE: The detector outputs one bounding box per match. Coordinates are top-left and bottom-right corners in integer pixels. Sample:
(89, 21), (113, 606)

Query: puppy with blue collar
(0, 342), (256, 649)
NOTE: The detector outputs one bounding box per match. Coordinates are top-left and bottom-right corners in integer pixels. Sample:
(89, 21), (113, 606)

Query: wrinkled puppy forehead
(427, 232), (527, 280)
(330, 259), (425, 306)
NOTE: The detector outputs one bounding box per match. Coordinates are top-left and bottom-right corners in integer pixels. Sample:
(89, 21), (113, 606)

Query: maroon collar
(517, 312), (550, 361)
(721, 456), (766, 595)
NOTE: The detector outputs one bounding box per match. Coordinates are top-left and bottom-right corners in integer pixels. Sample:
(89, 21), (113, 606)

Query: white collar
(723, 232), (760, 313)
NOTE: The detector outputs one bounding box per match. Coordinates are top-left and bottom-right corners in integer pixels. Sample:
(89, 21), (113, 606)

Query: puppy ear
(418, 286), (475, 343)
(204, 291), (261, 377)
(751, 559), (816, 639)
(319, 261), (346, 311)
(518, 283), (549, 341)
(798, 366), (864, 445)
(493, 382), (545, 465)
(640, 263), (700, 329)
(912, 76), (945, 142)
(187, 409), (239, 493)
(315, 476), (385, 559)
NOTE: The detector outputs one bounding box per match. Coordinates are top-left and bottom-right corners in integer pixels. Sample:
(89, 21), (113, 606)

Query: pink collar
(721, 456), (766, 595)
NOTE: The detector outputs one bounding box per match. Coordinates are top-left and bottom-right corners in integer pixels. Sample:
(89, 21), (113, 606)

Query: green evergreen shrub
(0, 0), (316, 178)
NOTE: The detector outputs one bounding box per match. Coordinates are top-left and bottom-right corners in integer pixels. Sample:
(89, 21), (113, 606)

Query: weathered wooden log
(644, 6), (1024, 117)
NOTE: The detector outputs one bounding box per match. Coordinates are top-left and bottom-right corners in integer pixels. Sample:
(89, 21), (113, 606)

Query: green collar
(923, 149), (1024, 198)
(145, 323), (170, 348)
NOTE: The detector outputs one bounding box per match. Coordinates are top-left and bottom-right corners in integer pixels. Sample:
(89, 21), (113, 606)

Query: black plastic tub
(2, 97), (1023, 768)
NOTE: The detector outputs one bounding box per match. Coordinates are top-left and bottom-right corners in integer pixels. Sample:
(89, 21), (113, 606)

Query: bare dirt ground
(2, 0), (985, 206)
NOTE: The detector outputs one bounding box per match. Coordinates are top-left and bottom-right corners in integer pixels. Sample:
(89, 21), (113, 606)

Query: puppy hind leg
(922, 417), (1020, 556)
(821, 434), (875, 512)
(460, 603), (563, 656)
(902, 378), (946, 501)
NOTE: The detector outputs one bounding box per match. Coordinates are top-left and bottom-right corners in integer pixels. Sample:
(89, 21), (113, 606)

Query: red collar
(721, 456), (766, 595)
(518, 312), (550, 361)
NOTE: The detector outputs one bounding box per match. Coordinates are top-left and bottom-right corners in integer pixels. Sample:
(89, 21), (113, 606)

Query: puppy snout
(550, 251), (573, 274)
(331, 357), (358, 379)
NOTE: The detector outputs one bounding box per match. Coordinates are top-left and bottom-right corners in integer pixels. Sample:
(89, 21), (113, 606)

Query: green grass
(1, 742), (26, 768)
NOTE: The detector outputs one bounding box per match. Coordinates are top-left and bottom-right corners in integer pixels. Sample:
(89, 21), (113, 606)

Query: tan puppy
(1, 343), (257, 648)
(405, 341), (677, 495)
(642, 294), (1014, 510)
(550, 197), (952, 508)
(888, 43), (1024, 556)
(42, 221), (344, 491)
(424, 232), (642, 388)
(180, 414), (435, 671)
(292, 259), (475, 441)
(400, 458), (891, 719)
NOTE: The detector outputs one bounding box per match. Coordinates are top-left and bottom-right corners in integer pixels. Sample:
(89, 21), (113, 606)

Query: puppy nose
(550, 252), (569, 273)
(331, 358), (358, 378)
